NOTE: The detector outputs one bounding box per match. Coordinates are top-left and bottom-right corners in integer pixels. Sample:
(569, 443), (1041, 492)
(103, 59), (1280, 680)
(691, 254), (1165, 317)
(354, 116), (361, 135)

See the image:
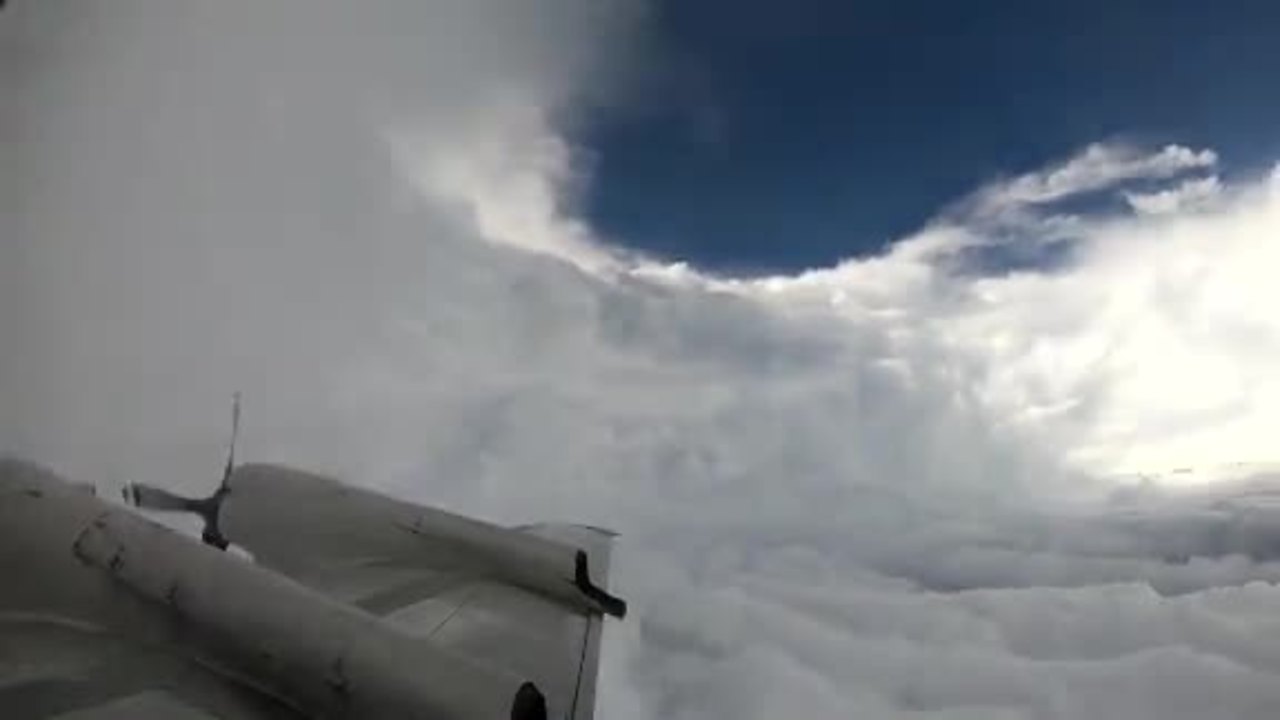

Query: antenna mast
(222, 392), (241, 485)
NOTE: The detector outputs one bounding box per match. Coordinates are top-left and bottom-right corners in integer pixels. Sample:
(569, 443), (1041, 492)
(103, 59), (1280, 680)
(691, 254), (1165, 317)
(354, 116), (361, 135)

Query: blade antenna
(221, 391), (241, 488)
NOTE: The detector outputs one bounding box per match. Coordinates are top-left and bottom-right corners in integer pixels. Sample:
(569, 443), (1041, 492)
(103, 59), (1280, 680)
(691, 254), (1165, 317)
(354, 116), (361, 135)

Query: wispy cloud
(1126, 175), (1224, 215)
(975, 143), (1217, 212)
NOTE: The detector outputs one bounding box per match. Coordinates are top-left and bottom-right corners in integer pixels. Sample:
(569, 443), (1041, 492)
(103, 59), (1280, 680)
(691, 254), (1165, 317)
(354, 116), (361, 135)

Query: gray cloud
(0, 0), (635, 485)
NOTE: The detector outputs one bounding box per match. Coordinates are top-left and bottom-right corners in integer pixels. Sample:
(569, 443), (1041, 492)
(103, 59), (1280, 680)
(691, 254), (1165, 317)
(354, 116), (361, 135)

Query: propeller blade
(118, 394), (242, 551)
(123, 483), (229, 550)
(123, 483), (202, 513)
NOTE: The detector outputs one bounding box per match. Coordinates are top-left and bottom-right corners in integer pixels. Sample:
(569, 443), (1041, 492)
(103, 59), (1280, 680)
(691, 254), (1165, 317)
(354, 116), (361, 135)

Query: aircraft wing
(0, 614), (305, 720)
(1, 459), (624, 720)
(208, 464), (624, 720)
(1, 461), (308, 719)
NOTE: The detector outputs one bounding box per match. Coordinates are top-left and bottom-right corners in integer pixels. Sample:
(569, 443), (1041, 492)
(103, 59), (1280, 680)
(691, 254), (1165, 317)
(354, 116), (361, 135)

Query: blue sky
(582, 0), (1280, 273)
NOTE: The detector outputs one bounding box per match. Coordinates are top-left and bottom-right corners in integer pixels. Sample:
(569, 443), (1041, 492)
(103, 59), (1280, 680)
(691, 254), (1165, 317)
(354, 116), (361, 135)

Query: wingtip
(574, 550), (628, 619)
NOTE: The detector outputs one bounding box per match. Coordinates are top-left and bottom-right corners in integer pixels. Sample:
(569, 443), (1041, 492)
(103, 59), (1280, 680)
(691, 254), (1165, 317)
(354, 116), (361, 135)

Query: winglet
(574, 550), (627, 619)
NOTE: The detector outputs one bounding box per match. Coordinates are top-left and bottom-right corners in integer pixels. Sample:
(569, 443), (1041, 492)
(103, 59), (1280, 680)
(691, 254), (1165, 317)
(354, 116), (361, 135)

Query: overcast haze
(7, 2), (1280, 719)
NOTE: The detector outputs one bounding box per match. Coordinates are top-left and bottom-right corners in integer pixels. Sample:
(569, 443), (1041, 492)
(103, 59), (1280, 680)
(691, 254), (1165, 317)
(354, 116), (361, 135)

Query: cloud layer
(7, 3), (1280, 719)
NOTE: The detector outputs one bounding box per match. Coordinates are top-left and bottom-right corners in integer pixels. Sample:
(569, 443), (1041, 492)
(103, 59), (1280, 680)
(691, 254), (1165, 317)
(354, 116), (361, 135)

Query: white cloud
(1126, 176), (1223, 215)
(716, 152), (1280, 478)
(388, 103), (625, 274)
(8, 3), (1280, 720)
(975, 143), (1217, 212)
